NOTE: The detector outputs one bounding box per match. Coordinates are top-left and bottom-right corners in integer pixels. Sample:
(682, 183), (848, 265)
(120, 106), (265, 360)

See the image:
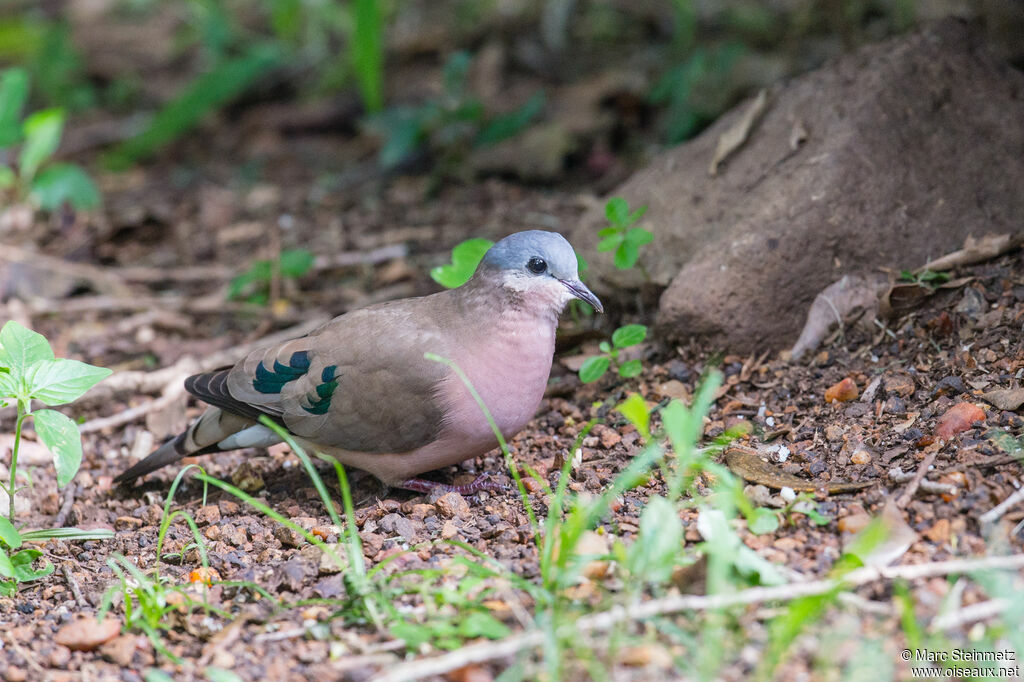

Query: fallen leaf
(825, 377), (858, 403)
(709, 89), (768, 176)
(923, 518), (951, 544)
(724, 447), (873, 494)
(790, 273), (887, 360)
(934, 403), (986, 440)
(55, 615), (122, 651)
(188, 566), (221, 585)
(980, 388), (1024, 412)
(917, 233), (1024, 273)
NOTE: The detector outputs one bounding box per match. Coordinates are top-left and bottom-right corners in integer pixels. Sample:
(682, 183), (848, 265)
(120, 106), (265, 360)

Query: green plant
(106, 44), (282, 169)
(578, 324), (647, 382)
(227, 248), (315, 305)
(597, 197), (653, 271)
(100, 466), (270, 661)
(430, 238), (494, 289)
(0, 67), (100, 211)
(0, 321), (111, 522)
(368, 51), (544, 171)
(898, 269), (951, 289)
(650, 43), (747, 144)
(0, 321), (113, 595)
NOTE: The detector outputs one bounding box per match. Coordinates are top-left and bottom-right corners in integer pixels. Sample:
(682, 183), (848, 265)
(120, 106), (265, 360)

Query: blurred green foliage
(367, 51), (544, 171)
(0, 67), (100, 210)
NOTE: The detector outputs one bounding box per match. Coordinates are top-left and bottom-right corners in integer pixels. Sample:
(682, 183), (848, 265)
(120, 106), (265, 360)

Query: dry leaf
(980, 388), (1024, 411)
(917, 233), (1024, 273)
(934, 403), (986, 440)
(709, 89), (768, 175)
(825, 377), (858, 403)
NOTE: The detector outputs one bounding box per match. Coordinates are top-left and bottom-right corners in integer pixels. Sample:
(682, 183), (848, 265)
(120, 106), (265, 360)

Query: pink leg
(398, 472), (506, 495)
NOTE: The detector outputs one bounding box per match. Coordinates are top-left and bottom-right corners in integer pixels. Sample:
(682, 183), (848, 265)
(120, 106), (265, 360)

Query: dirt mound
(571, 19), (1024, 352)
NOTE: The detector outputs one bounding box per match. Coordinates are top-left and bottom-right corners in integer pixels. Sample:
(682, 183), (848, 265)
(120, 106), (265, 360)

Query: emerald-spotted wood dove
(115, 231), (602, 493)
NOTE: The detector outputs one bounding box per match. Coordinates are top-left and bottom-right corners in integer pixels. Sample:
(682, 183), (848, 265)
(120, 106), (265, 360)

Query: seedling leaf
(605, 197), (629, 224)
(11, 547), (52, 582)
(0, 320), (54, 377)
(26, 358), (112, 405)
(19, 107), (64, 183)
(748, 507), (780, 535)
(0, 551), (13, 578)
(618, 359), (643, 378)
(578, 356), (610, 383)
(612, 324), (647, 348)
(0, 516), (21, 549)
(617, 393), (650, 439)
(31, 162), (101, 210)
(33, 408), (82, 487)
(431, 238), (494, 289)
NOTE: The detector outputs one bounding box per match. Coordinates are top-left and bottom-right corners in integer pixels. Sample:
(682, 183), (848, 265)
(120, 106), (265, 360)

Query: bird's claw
(399, 472), (507, 496)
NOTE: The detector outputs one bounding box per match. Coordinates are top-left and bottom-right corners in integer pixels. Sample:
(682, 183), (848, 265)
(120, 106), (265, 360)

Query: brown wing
(224, 294), (459, 453)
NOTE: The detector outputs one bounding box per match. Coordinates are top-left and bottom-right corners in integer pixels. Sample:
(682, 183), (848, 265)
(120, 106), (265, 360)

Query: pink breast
(438, 314), (556, 448)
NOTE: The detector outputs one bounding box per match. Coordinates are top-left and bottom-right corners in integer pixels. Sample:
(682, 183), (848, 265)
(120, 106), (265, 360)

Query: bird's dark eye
(526, 256), (547, 274)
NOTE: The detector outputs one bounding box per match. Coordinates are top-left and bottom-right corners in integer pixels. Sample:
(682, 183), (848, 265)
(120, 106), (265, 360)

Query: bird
(115, 230), (603, 494)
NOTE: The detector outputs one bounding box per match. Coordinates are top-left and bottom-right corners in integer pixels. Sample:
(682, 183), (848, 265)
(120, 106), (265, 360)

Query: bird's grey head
(477, 230), (603, 313)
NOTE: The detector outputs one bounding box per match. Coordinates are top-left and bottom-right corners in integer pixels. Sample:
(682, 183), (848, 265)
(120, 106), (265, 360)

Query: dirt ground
(1, 9), (1023, 680)
(1, 120), (1023, 679)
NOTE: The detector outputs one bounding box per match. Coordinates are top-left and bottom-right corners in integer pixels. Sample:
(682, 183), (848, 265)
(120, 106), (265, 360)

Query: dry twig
(896, 451), (938, 507)
(374, 554), (1024, 682)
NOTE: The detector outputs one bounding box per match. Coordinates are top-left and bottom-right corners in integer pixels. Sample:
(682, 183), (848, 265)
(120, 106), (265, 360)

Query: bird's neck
(464, 272), (567, 327)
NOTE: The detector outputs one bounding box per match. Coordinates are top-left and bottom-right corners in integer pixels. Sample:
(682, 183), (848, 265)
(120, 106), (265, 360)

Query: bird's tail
(115, 408), (275, 483)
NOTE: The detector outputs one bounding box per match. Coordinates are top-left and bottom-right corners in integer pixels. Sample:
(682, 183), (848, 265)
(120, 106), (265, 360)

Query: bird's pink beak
(560, 278), (603, 313)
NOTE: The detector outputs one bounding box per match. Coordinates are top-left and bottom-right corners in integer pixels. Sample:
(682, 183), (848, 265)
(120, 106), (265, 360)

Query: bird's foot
(399, 473), (506, 496)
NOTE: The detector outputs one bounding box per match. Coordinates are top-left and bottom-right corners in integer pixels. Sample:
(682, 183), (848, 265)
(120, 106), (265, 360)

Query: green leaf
(106, 44), (281, 168)
(390, 621), (433, 649)
(0, 516), (21, 550)
(616, 393), (650, 438)
(0, 550), (13, 579)
(430, 238), (494, 289)
(605, 197), (629, 225)
(20, 527), (113, 542)
(33, 409), (82, 487)
(374, 108), (425, 169)
(614, 242), (640, 270)
(578, 356), (610, 383)
(11, 547), (52, 582)
(0, 164), (16, 188)
(144, 670), (176, 682)
(618, 359), (643, 378)
(457, 611), (511, 640)
(19, 107), (64, 183)
(205, 667), (244, 682)
(26, 358), (112, 405)
(624, 226), (654, 248)
(628, 495), (682, 583)
(612, 324), (647, 348)
(596, 233), (623, 253)
(30, 162), (101, 210)
(0, 371), (19, 398)
(477, 92), (545, 147)
(0, 68), (29, 148)
(279, 248), (315, 278)
(598, 340), (611, 353)
(748, 507), (780, 535)
(352, 0), (384, 113)
(0, 320), (54, 377)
